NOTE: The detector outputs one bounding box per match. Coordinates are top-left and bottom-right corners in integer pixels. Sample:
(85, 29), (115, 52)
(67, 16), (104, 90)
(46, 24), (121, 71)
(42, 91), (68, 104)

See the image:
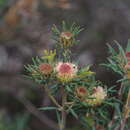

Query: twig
(119, 89), (130, 130)
(44, 85), (62, 109)
(59, 87), (67, 130)
(108, 82), (124, 129)
(110, 82), (130, 130)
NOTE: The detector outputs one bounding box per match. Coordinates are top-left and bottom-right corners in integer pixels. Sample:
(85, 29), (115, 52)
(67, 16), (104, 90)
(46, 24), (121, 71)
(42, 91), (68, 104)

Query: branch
(44, 85), (62, 109)
(119, 89), (130, 130)
(108, 82), (124, 129)
(59, 87), (67, 130)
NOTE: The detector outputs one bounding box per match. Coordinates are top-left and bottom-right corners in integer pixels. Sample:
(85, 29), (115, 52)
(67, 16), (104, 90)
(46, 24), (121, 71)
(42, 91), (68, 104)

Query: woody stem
(108, 82), (124, 129)
(59, 87), (67, 130)
(44, 85), (62, 109)
(119, 89), (130, 130)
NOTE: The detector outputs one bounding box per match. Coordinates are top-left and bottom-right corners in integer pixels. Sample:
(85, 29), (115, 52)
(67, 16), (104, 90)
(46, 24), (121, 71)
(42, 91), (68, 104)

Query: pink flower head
(55, 62), (78, 82)
(39, 63), (53, 75)
(93, 86), (107, 99)
(60, 32), (74, 47)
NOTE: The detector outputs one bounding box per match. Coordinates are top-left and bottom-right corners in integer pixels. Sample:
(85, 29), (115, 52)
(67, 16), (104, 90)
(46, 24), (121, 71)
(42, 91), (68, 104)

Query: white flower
(85, 86), (107, 106)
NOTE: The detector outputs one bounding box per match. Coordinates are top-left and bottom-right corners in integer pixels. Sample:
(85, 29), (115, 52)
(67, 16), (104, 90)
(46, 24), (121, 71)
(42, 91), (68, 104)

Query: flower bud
(60, 32), (73, 47)
(125, 62), (130, 71)
(126, 71), (130, 79)
(39, 63), (53, 75)
(124, 62), (130, 79)
(76, 87), (88, 99)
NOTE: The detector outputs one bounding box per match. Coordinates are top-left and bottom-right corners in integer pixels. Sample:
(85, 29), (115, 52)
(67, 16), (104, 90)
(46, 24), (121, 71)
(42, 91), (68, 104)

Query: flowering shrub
(25, 22), (130, 130)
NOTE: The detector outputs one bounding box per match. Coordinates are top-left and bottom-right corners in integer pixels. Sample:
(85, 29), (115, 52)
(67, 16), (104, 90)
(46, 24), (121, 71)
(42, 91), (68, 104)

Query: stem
(120, 119), (126, 130)
(119, 89), (130, 130)
(118, 82), (124, 99)
(44, 85), (67, 130)
(44, 85), (62, 109)
(108, 82), (124, 129)
(111, 83), (130, 130)
(59, 87), (67, 130)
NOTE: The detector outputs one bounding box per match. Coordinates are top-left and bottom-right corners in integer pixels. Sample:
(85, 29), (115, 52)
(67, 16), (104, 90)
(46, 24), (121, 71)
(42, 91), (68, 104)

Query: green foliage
(39, 106), (58, 111)
(126, 39), (130, 52)
(24, 22), (124, 129)
(103, 40), (130, 129)
(102, 41), (127, 77)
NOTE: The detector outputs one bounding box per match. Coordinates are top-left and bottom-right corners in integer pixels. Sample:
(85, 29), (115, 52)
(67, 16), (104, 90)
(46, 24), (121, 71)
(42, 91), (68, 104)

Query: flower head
(75, 87), (88, 99)
(55, 62), (78, 82)
(61, 32), (73, 40)
(39, 63), (53, 75)
(127, 71), (130, 79)
(60, 32), (74, 47)
(124, 62), (130, 79)
(85, 86), (107, 106)
(125, 62), (130, 71)
(126, 52), (130, 61)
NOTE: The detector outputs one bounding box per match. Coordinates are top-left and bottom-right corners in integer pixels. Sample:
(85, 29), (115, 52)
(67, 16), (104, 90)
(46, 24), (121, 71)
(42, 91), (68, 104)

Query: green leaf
(107, 85), (116, 92)
(56, 110), (61, 124)
(62, 21), (68, 31)
(98, 109), (109, 121)
(107, 43), (117, 56)
(66, 85), (72, 93)
(32, 57), (37, 66)
(114, 103), (122, 119)
(52, 24), (60, 35)
(104, 101), (114, 106)
(85, 116), (95, 127)
(126, 39), (130, 52)
(114, 41), (127, 63)
(23, 75), (33, 80)
(117, 77), (128, 83)
(69, 108), (78, 119)
(70, 22), (76, 32)
(39, 107), (57, 111)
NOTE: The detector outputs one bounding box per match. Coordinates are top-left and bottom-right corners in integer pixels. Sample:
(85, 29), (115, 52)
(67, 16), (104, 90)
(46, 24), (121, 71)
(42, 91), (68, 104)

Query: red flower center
(79, 88), (86, 94)
(61, 32), (73, 39)
(59, 63), (72, 73)
(39, 64), (53, 74)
